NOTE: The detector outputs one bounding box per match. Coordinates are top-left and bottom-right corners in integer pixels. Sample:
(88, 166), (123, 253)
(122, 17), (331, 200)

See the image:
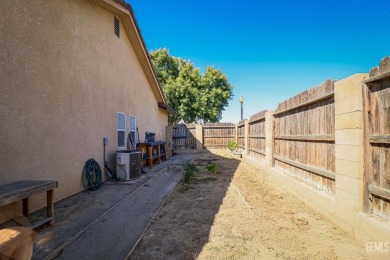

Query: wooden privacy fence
(167, 56), (390, 240)
(203, 123), (235, 149)
(237, 121), (245, 148)
(273, 79), (336, 195)
(168, 57), (389, 219)
(248, 111), (267, 160)
(363, 57), (390, 219)
(172, 123), (196, 150)
(171, 123), (235, 150)
(224, 56), (390, 226)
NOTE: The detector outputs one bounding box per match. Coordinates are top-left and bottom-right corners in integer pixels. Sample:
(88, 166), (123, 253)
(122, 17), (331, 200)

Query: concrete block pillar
(244, 120), (249, 156)
(195, 124), (203, 151)
(334, 73), (368, 231)
(265, 111), (275, 167)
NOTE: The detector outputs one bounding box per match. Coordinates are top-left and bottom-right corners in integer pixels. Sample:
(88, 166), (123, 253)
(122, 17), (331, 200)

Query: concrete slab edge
(124, 178), (181, 259)
(43, 167), (170, 260)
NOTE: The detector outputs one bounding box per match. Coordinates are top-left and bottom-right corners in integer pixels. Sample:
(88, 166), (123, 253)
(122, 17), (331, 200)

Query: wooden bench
(0, 180), (58, 229)
(137, 141), (167, 169)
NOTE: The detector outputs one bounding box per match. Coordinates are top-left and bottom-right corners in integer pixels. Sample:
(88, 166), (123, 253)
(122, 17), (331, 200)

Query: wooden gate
(172, 123), (196, 150)
(363, 57), (390, 219)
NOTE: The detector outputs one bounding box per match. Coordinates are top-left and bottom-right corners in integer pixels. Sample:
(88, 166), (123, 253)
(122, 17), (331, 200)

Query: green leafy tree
(199, 66), (233, 122)
(150, 48), (233, 124)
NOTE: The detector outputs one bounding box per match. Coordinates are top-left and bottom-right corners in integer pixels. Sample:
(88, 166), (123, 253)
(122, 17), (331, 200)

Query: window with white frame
(129, 115), (136, 147)
(117, 112), (126, 148)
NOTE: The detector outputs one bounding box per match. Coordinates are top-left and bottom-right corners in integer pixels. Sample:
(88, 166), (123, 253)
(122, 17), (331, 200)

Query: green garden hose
(83, 158), (102, 191)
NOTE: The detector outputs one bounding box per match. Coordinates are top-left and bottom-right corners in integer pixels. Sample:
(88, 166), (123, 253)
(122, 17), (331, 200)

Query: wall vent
(114, 16), (120, 38)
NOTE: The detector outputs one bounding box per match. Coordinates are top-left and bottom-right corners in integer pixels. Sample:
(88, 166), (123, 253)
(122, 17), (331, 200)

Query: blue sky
(130, 0), (390, 123)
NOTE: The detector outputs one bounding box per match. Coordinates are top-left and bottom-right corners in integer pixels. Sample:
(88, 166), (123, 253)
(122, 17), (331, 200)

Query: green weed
(205, 162), (218, 174)
(182, 161), (198, 185)
(227, 141), (238, 152)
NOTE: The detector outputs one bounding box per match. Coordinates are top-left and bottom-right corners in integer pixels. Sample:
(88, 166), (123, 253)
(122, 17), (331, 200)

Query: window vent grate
(114, 16), (120, 38)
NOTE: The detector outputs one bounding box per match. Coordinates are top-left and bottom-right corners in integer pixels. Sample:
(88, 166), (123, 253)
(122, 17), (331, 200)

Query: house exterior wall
(0, 0), (168, 219)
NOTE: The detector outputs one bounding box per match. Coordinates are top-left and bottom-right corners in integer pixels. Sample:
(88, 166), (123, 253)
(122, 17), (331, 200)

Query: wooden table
(137, 141), (167, 169)
(0, 180), (58, 228)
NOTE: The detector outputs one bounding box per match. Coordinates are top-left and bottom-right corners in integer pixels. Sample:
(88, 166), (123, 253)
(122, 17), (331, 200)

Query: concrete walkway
(32, 155), (187, 260)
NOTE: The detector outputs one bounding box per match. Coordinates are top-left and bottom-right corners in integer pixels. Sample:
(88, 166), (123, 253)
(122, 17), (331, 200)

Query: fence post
(244, 120), (249, 156)
(265, 111), (275, 167)
(195, 124), (203, 151)
(334, 74), (367, 231)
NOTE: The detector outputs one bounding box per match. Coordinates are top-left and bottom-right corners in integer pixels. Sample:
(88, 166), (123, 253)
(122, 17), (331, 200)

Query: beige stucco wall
(0, 0), (168, 219)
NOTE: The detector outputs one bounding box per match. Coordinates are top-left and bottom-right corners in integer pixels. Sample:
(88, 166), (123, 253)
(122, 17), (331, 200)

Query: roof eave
(158, 102), (176, 115)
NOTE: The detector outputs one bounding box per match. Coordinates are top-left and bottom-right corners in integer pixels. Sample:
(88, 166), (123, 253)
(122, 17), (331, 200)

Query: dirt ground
(130, 150), (373, 259)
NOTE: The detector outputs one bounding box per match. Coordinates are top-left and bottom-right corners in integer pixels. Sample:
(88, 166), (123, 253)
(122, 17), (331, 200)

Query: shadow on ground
(0, 151), (239, 260)
(130, 149), (240, 259)
(28, 153), (192, 259)
(129, 150), (369, 260)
